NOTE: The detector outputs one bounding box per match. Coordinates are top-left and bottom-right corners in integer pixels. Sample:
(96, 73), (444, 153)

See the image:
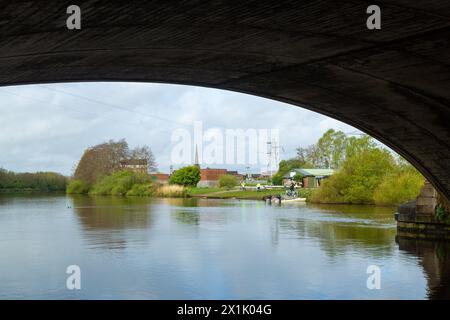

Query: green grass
(187, 187), (225, 195)
(195, 189), (280, 200)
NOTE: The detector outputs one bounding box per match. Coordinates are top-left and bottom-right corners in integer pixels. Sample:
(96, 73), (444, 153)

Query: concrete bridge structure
(0, 1), (449, 209)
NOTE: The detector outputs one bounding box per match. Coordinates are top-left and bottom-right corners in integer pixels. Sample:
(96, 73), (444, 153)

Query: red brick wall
(200, 168), (228, 181)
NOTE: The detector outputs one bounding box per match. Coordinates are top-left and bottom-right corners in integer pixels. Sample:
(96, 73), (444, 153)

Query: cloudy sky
(0, 82), (360, 176)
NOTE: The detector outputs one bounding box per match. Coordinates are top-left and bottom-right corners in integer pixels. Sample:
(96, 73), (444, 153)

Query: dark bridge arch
(1, 0), (450, 200)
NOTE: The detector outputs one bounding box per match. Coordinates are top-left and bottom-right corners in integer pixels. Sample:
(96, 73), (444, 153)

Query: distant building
(120, 159), (148, 174)
(284, 168), (334, 188)
(227, 170), (245, 181)
(151, 173), (170, 184)
(198, 168), (228, 187)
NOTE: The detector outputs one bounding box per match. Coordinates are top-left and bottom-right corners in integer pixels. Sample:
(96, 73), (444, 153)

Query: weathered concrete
(396, 181), (450, 239)
(0, 1), (450, 200)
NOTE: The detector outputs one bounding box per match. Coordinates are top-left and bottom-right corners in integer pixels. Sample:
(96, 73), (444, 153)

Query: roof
(284, 168), (335, 178)
(120, 159), (147, 166)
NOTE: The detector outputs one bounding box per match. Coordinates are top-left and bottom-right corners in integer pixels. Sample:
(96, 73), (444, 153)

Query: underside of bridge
(0, 0), (449, 200)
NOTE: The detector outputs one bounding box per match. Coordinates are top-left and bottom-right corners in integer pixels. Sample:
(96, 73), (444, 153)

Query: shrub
(89, 170), (149, 196)
(155, 185), (187, 198)
(312, 148), (397, 204)
(169, 166), (200, 187)
(373, 168), (424, 206)
(126, 183), (155, 197)
(66, 179), (90, 194)
(218, 174), (237, 189)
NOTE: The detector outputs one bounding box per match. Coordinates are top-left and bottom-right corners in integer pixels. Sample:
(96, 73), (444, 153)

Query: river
(0, 195), (448, 299)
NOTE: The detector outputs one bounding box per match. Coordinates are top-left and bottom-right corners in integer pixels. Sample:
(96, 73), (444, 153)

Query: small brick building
(198, 168), (228, 187)
(120, 159), (148, 174)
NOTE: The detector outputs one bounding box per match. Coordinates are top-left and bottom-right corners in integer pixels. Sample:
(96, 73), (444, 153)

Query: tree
(293, 173), (303, 183)
(272, 158), (310, 185)
(74, 139), (129, 185)
(314, 129), (347, 169)
(130, 145), (157, 172)
(169, 166), (200, 187)
(218, 174), (238, 189)
(73, 139), (157, 185)
(311, 148), (409, 204)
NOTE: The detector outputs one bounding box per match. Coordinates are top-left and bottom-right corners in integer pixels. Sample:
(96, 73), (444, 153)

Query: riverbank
(188, 187), (313, 201)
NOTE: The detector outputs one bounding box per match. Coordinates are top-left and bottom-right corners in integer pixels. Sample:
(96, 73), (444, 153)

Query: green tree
(218, 174), (238, 189)
(73, 139), (157, 185)
(373, 165), (424, 206)
(312, 148), (396, 204)
(315, 129), (347, 169)
(272, 158), (310, 185)
(169, 166), (200, 187)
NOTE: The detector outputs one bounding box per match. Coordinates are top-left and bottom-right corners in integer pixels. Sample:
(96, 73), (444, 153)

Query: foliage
(155, 184), (188, 198)
(272, 158), (310, 185)
(169, 166), (200, 187)
(435, 205), (448, 222)
(89, 170), (150, 196)
(373, 166), (424, 206)
(312, 147), (424, 205)
(296, 130), (377, 169)
(0, 168), (67, 192)
(293, 173), (303, 183)
(297, 188), (313, 201)
(311, 148), (396, 204)
(66, 179), (90, 194)
(218, 174), (238, 189)
(73, 139), (156, 185)
(126, 183), (155, 197)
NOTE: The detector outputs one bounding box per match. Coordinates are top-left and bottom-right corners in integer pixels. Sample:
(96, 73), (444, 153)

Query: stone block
(416, 197), (437, 206)
(416, 204), (435, 215)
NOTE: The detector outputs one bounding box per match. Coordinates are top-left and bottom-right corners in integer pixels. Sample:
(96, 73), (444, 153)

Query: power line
(35, 84), (193, 129)
(0, 88), (175, 136)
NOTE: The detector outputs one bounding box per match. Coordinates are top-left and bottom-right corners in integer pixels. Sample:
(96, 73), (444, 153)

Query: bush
(271, 173), (284, 186)
(89, 170), (149, 196)
(155, 185), (187, 198)
(373, 168), (424, 206)
(126, 183), (155, 197)
(66, 179), (90, 194)
(218, 174), (237, 189)
(311, 149), (424, 205)
(312, 148), (397, 204)
(169, 166), (200, 187)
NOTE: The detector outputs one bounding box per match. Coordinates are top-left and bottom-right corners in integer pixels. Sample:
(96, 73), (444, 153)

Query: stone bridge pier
(397, 182), (450, 240)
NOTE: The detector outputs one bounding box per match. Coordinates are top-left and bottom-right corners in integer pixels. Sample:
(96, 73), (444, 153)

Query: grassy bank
(67, 170), (189, 198)
(188, 187), (313, 201)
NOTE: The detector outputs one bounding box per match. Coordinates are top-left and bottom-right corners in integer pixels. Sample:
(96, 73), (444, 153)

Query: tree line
(0, 169), (67, 192)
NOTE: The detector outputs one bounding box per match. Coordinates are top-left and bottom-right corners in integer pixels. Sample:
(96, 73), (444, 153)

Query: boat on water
(264, 195), (307, 204)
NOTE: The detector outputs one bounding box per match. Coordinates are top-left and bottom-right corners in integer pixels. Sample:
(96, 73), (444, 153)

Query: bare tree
(130, 145), (157, 172)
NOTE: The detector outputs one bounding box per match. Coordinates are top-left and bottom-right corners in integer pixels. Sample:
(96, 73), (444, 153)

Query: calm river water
(0, 195), (449, 299)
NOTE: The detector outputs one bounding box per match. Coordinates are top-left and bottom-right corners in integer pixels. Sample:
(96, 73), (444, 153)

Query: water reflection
(397, 237), (450, 300)
(70, 195), (154, 250)
(0, 195), (449, 299)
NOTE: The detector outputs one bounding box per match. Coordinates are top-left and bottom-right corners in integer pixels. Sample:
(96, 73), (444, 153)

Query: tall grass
(155, 185), (187, 198)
